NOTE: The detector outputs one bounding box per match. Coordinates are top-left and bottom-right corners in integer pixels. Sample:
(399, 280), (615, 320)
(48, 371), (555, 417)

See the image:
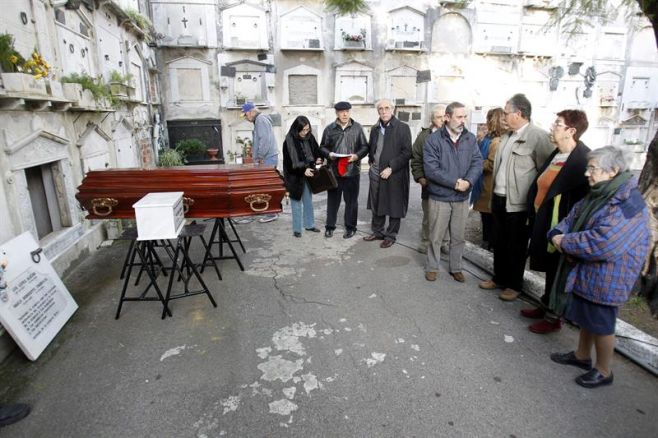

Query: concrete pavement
(0, 174), (657, 437)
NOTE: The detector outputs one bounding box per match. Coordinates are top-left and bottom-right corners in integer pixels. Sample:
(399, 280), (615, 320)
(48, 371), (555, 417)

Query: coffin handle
(245, 194), (272, 212)
(91, 198), (119, 217)
(182, 197), (195, 214)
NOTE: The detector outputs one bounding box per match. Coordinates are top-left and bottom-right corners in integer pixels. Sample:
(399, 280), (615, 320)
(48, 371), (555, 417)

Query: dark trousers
(491, 194), (529, 291)
(326, 175), (360, 232)
(480, 212), (494, 244)
(371, 215), (401, 241)
(541, 253), (559, 307)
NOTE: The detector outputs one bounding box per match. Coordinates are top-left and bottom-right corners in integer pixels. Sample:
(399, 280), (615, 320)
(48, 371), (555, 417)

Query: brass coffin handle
(91, 198), (118, 217)
(244, 194), (271, 212)
(183, 197), (195, 214)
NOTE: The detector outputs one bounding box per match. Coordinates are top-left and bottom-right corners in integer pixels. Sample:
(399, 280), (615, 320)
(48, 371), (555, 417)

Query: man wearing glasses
(363, 99), (412, 248)
(479, 94), (554, 301)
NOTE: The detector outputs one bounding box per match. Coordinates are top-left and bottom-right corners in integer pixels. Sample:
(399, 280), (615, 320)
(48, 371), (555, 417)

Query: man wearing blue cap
(238, 102), (279, 223)
(319, 101), (369, 238)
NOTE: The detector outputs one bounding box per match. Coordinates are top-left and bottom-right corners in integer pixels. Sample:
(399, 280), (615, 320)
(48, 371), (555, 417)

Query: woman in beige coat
(472, 108), (506, 250)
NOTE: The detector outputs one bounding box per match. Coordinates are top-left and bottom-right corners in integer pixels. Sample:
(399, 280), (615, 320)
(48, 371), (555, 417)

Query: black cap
(334, 101), (352, 111)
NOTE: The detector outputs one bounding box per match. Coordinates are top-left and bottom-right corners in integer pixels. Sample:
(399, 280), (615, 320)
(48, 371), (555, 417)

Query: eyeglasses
(585, 165), (602, 173)
(551, 121), (571, 129)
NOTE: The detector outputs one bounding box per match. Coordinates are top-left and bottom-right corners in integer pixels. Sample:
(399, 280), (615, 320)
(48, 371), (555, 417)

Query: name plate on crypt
(0, 232), (78, 361)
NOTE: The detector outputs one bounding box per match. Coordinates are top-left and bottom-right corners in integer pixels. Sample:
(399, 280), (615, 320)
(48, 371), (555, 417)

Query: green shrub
(158, 148), (184, 167)
(175, 139), (206, 160)
(61, 73), (118, 106)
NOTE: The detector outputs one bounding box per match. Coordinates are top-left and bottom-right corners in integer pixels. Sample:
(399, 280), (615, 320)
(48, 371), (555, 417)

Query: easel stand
(201, 218), (246, 273)
(115, 224), (218, 319)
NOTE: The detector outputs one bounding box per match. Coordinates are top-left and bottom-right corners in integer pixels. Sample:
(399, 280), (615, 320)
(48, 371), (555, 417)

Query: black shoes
(324, 229), (333, 238)
(343, 229), (356, 239)
(293, 232), (302, 238)
(0, 403), (30, 427)
(575, 368), (614, 388)
(550, 351), (592, 370)
(305, 227), (321, 233)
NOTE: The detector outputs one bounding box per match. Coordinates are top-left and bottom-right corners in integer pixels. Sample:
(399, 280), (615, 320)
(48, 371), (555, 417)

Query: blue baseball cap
(241, 102), (256, 113)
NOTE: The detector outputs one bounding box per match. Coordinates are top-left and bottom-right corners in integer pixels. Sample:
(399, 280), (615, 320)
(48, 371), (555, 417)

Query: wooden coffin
(76, 164), (285, 219)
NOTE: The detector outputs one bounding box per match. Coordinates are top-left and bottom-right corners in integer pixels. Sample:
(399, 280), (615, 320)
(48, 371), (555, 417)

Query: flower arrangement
(341, 28), (366, 42)
(0, 33), (50, 79)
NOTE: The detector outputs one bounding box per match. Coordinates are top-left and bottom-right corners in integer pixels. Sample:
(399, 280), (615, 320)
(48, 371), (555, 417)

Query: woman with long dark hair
(283, 116), (322, 237)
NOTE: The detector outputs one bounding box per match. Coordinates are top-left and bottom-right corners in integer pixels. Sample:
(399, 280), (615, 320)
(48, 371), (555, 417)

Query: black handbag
(307, 166), (338, 194)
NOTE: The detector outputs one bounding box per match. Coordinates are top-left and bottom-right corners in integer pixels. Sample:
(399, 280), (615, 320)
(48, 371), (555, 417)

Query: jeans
(291, 182), (315, 233)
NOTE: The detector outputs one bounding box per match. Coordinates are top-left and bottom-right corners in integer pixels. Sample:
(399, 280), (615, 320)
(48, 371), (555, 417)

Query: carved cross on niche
(181, 17), (188, 29)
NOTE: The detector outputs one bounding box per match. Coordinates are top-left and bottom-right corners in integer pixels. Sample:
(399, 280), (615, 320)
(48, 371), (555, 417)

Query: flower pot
(1, 72), (47, 96)
(235, 97), (246, 106)
(46, 79), (64, 99)
(63, 82), (83, 102)
(110, 81), (128, 98)
(343, 40), (365, 49)
(206, 148), (220, 161)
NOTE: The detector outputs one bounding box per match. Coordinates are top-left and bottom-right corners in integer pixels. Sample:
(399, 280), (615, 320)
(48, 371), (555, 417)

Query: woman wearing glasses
(521, 110), (591, 333)
(283, 116), (322, 237)
(548, 146), (650, 387)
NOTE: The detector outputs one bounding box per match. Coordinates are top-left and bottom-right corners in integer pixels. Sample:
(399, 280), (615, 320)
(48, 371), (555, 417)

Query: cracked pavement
(0, 173), (657, 437)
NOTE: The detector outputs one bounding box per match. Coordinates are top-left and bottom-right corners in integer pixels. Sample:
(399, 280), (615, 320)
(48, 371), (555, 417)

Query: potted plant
(61, 73), (116, 108)
(175, 138), (206, 163)
(0, 33), (49, 95)
(242, 138), (254, 163)
(341, 28), (366, 48)
(158, 148), (184, 167)
(235, 93), (246, 106)
(109, 70), (129, 98)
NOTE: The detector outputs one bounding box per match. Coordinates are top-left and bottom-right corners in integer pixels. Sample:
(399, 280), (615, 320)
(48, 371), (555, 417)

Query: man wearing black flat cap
(319, 101), (369, 238)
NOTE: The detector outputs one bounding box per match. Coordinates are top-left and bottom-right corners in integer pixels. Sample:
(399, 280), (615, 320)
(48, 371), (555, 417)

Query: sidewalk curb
(462, 241), (658, 376)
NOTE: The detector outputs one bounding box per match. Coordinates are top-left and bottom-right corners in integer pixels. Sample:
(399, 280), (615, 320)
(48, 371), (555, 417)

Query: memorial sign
(0, 232), (78, 361)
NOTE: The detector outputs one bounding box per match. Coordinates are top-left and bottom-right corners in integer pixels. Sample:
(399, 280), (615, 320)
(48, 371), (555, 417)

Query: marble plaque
(0, 232), (78, 361)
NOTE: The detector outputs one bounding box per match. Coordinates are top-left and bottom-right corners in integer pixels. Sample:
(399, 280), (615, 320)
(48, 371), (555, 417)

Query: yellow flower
(8, 55), (18, 64)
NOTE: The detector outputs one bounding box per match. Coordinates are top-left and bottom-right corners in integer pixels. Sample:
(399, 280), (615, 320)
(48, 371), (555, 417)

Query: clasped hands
(454, 178), (470, 192)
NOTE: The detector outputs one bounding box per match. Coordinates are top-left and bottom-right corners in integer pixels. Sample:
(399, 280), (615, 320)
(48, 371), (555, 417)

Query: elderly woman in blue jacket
(548, 146), (650, 388)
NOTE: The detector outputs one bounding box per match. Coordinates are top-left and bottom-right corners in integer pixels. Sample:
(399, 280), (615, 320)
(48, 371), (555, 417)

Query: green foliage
(324, 0), (369, 15)
(0, 33), (25, 73)
(125, 9), (153, 32)
(175, 139), (206, 160)
(61, 73), (119, 106)
(109, 70), (134, 84)
(158, 148), (184, 167)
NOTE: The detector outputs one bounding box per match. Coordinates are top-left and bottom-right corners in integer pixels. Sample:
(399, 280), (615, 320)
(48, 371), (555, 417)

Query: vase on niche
(207, 148), (219, 161)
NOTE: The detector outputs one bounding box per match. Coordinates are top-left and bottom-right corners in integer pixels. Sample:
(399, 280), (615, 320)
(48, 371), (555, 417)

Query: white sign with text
(0, 232), (78, 360)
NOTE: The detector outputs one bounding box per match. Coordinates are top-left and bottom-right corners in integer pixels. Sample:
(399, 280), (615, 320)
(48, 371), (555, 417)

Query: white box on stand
(133, 192), (185, 240)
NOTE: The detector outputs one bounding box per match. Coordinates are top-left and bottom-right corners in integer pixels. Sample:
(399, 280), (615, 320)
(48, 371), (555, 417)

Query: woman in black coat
(283, 116), (322, 237)
(521, 110), (591, 333)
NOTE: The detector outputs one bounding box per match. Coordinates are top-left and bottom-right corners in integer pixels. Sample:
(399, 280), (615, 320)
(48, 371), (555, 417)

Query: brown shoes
(425, 271), (437, 281)
(363, 234), (382, 242)
(380, 239), (394, 248)
(499, 288), (520, 301)
(478, 279), (499, 290)
(449, 272), (465, 282)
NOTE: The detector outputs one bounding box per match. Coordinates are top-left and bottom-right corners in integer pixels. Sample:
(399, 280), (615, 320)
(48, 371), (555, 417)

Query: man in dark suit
(363, 99), (412, 248)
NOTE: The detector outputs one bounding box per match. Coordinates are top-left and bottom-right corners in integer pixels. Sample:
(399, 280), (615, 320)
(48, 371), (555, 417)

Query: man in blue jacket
(238, 102), (279, 223)
(423, 102), (482, 282)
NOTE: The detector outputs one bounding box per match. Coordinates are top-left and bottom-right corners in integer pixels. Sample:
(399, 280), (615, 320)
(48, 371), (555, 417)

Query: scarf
(285, 132), (315, 170)
(548, 171), (633, 314)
